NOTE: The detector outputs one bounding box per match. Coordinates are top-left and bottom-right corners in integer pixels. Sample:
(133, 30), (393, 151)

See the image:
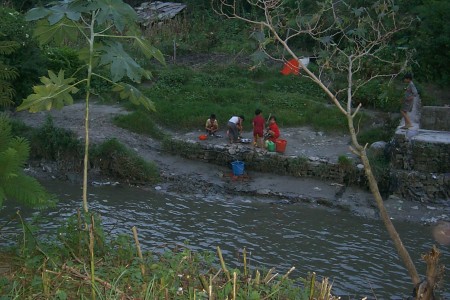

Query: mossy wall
(390, 129), (450, 202)
(162, 137), (365, 186)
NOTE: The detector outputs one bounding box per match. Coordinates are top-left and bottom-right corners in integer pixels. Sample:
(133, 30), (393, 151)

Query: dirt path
(12, 102), (450, 224)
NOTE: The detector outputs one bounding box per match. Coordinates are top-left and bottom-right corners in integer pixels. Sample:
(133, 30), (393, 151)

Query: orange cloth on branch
(280, 58), (300, 75)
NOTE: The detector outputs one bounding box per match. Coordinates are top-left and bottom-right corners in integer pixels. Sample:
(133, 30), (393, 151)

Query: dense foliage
(0, 7), (47, 106)
(0, 115), (54, 208)
(407, 0), (450, 84)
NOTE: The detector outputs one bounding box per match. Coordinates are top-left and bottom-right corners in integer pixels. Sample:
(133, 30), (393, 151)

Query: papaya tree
(17, 0), (165, 213)
(212, 0), (441, 298)
(0, 114), (54, 208)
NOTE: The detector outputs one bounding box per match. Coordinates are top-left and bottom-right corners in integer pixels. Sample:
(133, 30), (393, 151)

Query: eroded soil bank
(11, 102), (450, 225)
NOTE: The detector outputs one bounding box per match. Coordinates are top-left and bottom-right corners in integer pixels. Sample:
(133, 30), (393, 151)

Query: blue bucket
(231, 161), (245, 176)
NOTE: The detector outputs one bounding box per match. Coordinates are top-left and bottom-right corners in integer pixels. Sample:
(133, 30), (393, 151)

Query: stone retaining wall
(420, 106), (450, 131)
(391, 170), (450, 203)
(162, 137), (366, 186)
(391, 132), (450, 173)
(390, 130), (450, 202)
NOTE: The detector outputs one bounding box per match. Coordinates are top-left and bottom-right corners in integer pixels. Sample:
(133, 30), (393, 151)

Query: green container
(267, 141), (275, 152)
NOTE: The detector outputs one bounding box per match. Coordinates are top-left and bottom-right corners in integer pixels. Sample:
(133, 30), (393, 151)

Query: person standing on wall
(401, 73), (419, 129)
(252, 109), (265, 148)
(227, 115), (245, 143)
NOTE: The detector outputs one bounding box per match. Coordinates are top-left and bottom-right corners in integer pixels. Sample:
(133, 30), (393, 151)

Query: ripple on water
(0, 181), (448, 299)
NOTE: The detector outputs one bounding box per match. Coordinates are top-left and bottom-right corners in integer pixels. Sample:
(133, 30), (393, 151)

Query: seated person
(265, 116), (280, 143)
(205, 114), (218, 136)
(227, 115), (245, 143)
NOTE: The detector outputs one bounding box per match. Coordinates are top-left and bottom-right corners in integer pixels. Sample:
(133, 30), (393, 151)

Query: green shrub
(90, 138), (159, 183)
(353, 80), (402, 112)
(30, 116), (83, 161)
(338, 155), (353, 167)
(44, 46), (82, 78)
(9, 118), (33, 139)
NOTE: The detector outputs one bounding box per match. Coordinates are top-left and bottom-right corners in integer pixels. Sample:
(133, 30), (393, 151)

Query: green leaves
(133, 38), (165, 65)
(112, 83), (156, 111)
(33, 19), (79, 45)
(17, 70), (79, 113)
(25, 6), (51, 21)
(94, 0), (138, 33)
(100, 42), (151, 83)
(0, 115), (54, 208)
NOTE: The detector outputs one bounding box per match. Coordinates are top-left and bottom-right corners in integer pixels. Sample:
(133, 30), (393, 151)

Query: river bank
(11, 102), (450, 225)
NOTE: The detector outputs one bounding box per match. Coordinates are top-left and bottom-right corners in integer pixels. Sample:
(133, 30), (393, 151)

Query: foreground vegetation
(10, 117), (160, 184)
(0, 212), (338, 299)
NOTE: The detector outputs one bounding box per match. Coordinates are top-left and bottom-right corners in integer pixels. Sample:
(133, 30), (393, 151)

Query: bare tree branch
(212, 0), (433, 291)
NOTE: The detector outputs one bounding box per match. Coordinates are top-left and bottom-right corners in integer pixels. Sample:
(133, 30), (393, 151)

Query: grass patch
(90, 138), (159, 183)
(137, 64), (370, 132)
(113, 110), (167, 140)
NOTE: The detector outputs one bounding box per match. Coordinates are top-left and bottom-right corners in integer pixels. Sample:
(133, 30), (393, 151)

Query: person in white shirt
(227, 115), (245, 143)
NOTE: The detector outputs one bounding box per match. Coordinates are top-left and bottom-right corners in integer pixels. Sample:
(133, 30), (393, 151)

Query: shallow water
(1, 181), (448, 299)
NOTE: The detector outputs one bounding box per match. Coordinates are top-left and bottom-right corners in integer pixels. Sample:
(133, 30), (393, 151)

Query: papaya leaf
(25, 7), (51, 21)
(17, 70), (78, 113)
(95, 0), (137, 33)
(100, 42), (150, 83)
(33, 18), (79, 45)
(112, 83), (155, 111)
(133, 38), (165, 65)
(48, 2), (82, 24)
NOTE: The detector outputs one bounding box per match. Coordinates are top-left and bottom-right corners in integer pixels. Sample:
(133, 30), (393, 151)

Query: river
(1, 181), (448, 299)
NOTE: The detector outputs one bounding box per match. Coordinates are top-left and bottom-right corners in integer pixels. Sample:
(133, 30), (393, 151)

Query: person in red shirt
(252, 109), (265, 147)
(266, 116), (280, 143)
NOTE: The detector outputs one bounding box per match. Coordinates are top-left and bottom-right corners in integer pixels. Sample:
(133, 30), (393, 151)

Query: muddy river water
(1, 181), (449, 299)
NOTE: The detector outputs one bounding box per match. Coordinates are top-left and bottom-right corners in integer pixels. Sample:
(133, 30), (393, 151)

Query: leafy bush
(30, 116), (83, 161)
(9, 118), (33, 139)
(353, 80), (402, 112)
(90, 139), (159, 183)
(44, 46), (82, 78)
